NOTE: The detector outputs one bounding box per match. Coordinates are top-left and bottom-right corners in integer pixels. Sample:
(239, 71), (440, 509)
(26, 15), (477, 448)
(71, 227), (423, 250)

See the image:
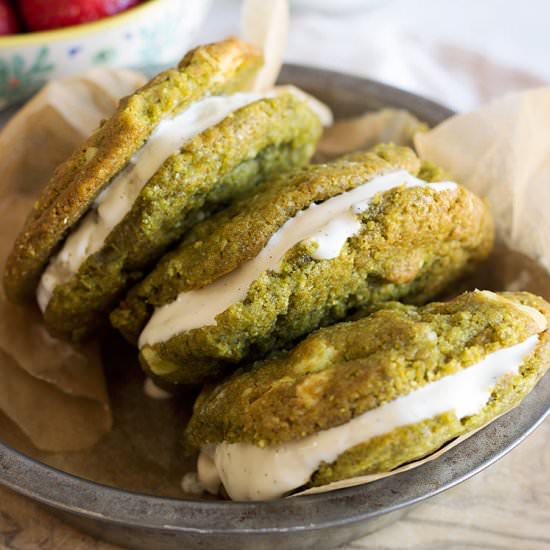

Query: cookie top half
(4, 37), (262, 303)
(112, 144), (463, 342)
(186, 290), (550, 448)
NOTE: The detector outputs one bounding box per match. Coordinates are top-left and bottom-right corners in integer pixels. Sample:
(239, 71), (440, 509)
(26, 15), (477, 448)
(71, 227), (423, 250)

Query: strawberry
(0, 0), (20, 34)
(19, 0), (142, 32)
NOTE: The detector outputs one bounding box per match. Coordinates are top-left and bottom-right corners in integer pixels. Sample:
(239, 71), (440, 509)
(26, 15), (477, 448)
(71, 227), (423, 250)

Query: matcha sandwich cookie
(185, 290), (550, 500)
(4, 37), (326, 341)
(112, 144), (494, 384)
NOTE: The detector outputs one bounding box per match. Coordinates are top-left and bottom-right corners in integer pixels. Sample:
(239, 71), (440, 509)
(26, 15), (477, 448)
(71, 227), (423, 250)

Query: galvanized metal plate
(0, 64), (548, 550)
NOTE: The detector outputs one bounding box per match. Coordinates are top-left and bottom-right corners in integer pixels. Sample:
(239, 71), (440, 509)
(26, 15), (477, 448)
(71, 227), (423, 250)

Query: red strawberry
(0, 0), (20, 34)
(19, 0), (141, 32)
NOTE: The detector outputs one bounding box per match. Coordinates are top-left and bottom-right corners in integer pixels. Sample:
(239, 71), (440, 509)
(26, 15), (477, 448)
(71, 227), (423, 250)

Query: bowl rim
(1, 368), (549, 534)
(0, 64), (549, 536)
(0, 0), (175, 47)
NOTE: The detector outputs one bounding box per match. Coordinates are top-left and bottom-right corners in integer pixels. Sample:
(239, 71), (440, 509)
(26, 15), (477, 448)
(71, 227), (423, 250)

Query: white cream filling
(139, 171), (457, 347)
(37, 86), (329, 313)
(143, 377), (172, 400)
(181, 472), (208, 496)
(198, 333), (541, 501)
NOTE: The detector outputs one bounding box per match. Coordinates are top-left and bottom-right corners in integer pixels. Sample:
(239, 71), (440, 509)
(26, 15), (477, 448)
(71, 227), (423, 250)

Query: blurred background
(197, 0), (548, 111)
(0, 0), (547, 111)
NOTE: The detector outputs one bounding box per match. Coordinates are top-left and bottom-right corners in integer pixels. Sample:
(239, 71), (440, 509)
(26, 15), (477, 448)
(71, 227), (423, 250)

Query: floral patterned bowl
(0, 0), (212, 109)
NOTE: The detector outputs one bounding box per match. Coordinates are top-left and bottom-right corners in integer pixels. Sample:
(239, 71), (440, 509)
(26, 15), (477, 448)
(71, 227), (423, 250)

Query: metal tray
(1, 64), (549, 550)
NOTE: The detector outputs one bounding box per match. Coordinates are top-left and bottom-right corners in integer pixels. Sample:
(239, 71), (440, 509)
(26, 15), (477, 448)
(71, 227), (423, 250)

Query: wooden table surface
(1, 417), (549, 550)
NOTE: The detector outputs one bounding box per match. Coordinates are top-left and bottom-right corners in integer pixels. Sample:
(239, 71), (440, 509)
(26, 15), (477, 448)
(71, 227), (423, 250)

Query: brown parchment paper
(241, 0), (289, 92)
(0, 68), (146, 452)
(415, 88), (550, 272)
(0, 333), (197, 497)
(317, 108), (428, 158)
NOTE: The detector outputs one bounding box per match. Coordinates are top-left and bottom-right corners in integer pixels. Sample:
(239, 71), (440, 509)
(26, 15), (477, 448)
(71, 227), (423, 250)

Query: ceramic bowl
(0, 0), (212, 109)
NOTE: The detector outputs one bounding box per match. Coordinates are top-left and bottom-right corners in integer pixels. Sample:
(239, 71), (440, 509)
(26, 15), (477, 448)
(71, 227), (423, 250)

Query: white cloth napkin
(197, 0), (548, 111)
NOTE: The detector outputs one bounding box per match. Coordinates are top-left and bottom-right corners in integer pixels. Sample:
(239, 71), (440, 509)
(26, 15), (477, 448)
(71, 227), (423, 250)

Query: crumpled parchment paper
(241, 0), (289, 93)
(415, 88), (550, 273)
(0, 68), (146, 452)
(318, 108), (428, 158)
